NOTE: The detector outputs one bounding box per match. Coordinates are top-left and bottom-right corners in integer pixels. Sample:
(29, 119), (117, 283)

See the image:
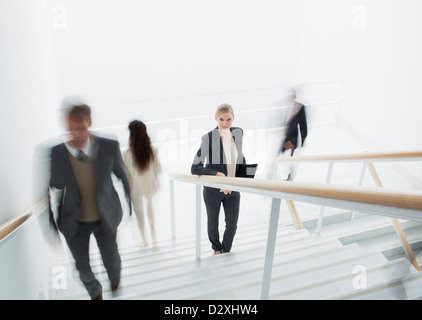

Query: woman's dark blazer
(191, 127), (247, 177)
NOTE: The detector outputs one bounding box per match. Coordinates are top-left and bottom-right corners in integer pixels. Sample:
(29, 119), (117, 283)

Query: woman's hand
(216, 172), (232, 194)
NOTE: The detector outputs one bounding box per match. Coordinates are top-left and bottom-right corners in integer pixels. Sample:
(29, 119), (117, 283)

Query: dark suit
(49, 134), (131, 298)
(191, 127), (246, 252)
(191, 127), (246, 177)
(281, 104), (308, 154)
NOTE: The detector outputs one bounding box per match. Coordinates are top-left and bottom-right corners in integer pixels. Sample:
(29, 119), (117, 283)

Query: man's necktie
(77, 150), (87, 161)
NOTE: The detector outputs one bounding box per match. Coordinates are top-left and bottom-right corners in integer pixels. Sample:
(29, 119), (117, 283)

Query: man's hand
(284, 140), (296, 151)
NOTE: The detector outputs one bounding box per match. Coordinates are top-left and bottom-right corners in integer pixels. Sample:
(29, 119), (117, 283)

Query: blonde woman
(191, 104), (247, 255)
(123, 120), (162, 247)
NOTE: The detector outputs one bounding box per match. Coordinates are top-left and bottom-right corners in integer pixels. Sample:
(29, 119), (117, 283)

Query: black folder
(237, 164), (258, 178)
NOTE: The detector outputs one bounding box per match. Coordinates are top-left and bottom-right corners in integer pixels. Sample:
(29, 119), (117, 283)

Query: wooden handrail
(275, 151), (422, 163)
(168, 173), (422, 213)
(0, 214), (32, 242)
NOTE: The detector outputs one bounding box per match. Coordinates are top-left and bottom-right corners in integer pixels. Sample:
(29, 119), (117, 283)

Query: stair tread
(50, 212), (422, 300)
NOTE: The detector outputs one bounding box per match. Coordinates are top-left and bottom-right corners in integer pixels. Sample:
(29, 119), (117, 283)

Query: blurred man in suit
(49, 104), (131, 300)
(281, 89), (308, 156)
(280, 89), (308, 180)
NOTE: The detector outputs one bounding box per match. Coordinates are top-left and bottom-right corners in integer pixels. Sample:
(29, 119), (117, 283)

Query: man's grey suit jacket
(49, 134), (131, 240)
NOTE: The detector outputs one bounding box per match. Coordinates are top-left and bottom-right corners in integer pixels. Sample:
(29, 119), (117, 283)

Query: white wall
(296, 0), (422, 150)
(0, 0), (61, 226)
(0, 212), (52, 299)
(0, 0), (61, 299)
(344, 0), (422, 153)
(0, 0), (307, 226)
(295, 0), (422, 184)
(48, 0), (305, 122)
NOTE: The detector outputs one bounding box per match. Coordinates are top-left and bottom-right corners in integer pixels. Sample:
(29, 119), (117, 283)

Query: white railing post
(261, 197), (282, 300)
(316, 162), (334, 234)
(351, 162), (367, 221)
(169, 179), (176, 240)
(195, 184), (202, 260)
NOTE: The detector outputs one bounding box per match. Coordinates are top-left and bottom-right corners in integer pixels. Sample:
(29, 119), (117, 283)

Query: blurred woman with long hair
(123, 120), (162, 247)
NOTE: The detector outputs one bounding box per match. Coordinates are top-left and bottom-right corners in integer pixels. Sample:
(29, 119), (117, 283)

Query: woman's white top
(123, 147), (162, 197)
(222, 137), (238, 178)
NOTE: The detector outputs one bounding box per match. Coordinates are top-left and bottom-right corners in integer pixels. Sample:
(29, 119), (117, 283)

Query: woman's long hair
(128, 120), (155, 173)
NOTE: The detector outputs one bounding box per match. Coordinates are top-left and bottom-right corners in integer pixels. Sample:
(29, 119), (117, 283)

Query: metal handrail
(168, 173), (422, 299)
(91, 100), (342, 132)
(89, 80), (344, 110)
(0, 198), (50, 245)
(275, 150), (422, 163)
(274, 150), (422, 267)
(169, 173), (422, 221)
(82, 80), (343, 132)
(0, 214), (32, 242)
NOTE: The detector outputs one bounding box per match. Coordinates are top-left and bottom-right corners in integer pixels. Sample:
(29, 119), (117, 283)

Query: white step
(52, 224), (307, 280)
(50, 226), (331, 299)
(329, 263), (422, 300)
(49, 224), (311, 299)
(120, 244), (381, 300)
(271, 258), (416, 300)
(49, 216), (422, 300)
(117, 238), (342, 300)
(230, 244), (387, 300)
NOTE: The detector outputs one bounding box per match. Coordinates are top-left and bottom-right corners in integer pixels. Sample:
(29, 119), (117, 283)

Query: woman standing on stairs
(123, 120), (162, 247)
(191, 104), (248, 255)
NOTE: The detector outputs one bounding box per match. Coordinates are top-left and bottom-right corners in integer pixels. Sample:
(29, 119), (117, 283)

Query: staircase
(49, 214), (422, 300)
